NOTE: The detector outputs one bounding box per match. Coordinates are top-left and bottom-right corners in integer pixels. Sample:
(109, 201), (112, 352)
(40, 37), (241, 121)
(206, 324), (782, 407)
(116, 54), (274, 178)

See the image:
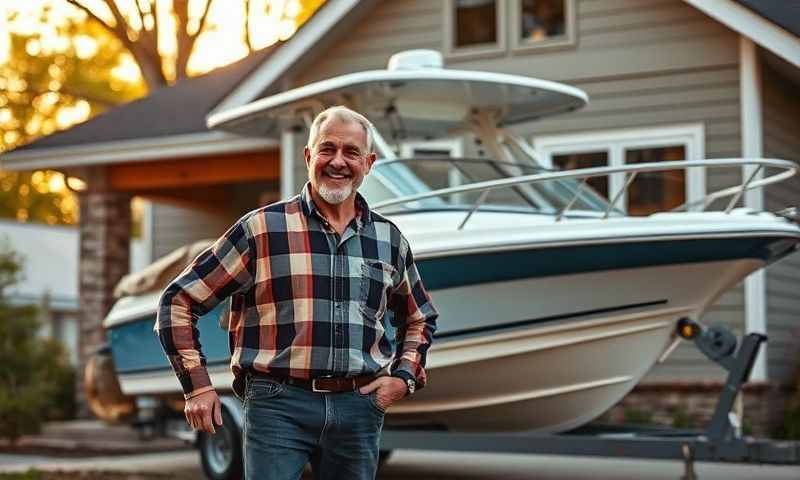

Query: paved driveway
(2, 449), (799, 479)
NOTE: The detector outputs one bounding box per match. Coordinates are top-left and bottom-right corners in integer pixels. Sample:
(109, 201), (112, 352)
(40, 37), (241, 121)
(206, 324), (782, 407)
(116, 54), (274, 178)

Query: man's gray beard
(318, 182), (353, 205)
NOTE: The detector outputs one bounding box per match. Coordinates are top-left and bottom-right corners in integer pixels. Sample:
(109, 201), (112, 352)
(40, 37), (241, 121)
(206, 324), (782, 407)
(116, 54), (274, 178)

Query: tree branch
(133, 0), (147, 31)
(100, 0), (165, 88)
(132, 0), (158, 57)
(192, 0), (214, 39)
(244, 0), (253, 52)
(150, 0), (160, 48)
(102, 0), (142, 46)
(65, 0), (116, 36)
(175, 0), (215, 79)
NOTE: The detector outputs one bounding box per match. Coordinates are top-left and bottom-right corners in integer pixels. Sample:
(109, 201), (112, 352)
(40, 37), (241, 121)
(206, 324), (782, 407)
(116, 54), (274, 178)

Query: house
(0, 220), (80, 366)
(0, 219), (153, 368)
(2, 0), (798, 433)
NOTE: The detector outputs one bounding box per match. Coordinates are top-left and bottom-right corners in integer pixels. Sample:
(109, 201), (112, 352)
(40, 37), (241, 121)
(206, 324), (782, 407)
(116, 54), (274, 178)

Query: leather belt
(251, 372), (376, 393)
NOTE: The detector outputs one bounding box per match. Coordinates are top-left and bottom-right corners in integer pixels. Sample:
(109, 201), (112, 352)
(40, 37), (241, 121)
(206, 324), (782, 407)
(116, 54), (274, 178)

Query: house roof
(735, 0), (800, 38)
(684, 0), (799, 69)
(10, 45), (277, 154)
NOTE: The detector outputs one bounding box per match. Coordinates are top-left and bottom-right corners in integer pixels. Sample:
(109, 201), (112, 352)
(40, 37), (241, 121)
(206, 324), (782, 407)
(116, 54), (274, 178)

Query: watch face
(406, 379), (416, 395)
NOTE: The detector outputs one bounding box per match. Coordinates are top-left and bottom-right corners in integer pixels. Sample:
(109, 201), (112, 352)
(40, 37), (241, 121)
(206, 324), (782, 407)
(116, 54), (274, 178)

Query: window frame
(510, 0), (577, 54)
(532, 124), (707, 213)
(443, 0), (507, 60)
(400, 139), (467, 204)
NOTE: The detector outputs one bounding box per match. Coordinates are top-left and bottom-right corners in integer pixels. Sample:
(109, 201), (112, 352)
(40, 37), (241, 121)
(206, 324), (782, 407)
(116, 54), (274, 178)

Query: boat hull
(109, 253), (762, 432)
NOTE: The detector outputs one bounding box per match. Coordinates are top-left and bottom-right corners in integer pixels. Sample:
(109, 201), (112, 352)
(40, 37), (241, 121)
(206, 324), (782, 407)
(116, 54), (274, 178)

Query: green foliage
(670, 407), (700, 429)
(0, 241), (76, 445)
(622, 407), (654, 425)
(0, 470), (43, 480)
(1, 7), (145, 226)
(780, 403), (800, 440)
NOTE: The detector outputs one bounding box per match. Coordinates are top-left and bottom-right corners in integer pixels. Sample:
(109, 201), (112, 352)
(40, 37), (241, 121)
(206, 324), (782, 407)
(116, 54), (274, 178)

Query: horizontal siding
(294, 1), (441, 85)
(294, 0), (739, 86)
(762, 60), (800, 385)
(151, 202), (231, 260)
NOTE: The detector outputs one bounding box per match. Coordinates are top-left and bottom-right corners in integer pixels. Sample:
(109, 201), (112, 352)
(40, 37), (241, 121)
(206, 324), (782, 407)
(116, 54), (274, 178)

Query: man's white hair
(307, 105), (375, 153)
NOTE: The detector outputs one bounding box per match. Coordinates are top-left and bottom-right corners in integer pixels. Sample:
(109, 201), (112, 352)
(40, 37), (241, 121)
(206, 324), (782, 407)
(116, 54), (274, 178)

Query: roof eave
(208, 0), (376, 120)
(0, 131), (277, 171)
(683, 0), (800, 68)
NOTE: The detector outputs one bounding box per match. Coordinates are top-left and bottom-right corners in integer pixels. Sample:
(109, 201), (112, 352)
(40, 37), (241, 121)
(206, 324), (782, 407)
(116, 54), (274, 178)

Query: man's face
(304, 117), (376, 206)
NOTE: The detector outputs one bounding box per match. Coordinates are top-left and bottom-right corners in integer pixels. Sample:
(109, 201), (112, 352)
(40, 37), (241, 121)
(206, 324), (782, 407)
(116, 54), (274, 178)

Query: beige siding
(151, 202), (231, 260)
(287, 0), (754, 381)
(762, 61), (800, 385)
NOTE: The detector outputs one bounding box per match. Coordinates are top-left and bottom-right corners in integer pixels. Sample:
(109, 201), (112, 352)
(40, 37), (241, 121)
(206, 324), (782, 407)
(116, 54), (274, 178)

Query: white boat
(99, 50), (800, 434)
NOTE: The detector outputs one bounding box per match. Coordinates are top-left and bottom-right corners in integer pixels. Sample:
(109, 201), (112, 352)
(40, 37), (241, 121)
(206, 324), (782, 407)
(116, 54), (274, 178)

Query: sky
(0, 0), (304, 80)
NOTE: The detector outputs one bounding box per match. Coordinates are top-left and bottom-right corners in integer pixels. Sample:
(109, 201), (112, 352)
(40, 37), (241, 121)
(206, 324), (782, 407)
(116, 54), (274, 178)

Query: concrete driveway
(2, 448), (799, 479)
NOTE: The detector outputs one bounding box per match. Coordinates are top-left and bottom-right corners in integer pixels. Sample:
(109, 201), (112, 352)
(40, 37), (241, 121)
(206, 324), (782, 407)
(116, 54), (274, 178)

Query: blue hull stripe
(417, 236), (797, 290)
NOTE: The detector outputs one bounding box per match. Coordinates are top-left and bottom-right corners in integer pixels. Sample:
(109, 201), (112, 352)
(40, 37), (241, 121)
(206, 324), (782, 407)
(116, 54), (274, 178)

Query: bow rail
(370, 158), (798, 230)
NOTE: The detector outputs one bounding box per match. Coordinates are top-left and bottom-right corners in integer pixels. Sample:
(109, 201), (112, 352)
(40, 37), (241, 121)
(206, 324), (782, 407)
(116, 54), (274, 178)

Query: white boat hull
(115, 257), (762, 432)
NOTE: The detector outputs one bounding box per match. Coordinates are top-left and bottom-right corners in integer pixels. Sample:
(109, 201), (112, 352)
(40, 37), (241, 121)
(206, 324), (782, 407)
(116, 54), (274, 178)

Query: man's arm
(389, 237), (438, 390)
(155, 216), (255, 400)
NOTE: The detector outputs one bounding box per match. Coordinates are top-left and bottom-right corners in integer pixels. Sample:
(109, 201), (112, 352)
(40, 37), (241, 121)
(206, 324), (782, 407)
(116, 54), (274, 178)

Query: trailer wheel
(199, 407), (243, 480)
(378, 449), (393, 468)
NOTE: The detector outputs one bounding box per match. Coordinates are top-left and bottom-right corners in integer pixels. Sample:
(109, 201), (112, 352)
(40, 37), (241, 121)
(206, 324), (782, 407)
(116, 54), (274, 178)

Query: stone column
(76, 166), (131, 417)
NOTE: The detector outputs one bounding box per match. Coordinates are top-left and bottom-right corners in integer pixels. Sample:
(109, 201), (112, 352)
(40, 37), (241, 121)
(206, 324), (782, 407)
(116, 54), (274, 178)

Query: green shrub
(622, 407), (654, 425)
(670, 407), (699, 429)
(0, 241), (76, 445)
(780, 404), (800, 440)
(0, 470), (43, 480)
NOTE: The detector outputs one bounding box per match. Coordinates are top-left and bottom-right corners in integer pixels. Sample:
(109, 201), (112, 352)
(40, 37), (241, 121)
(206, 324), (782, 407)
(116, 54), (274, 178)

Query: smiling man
(157, 105), (438, 479)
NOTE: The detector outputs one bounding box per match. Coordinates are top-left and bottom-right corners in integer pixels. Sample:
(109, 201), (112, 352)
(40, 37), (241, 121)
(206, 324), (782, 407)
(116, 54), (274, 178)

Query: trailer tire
(378, 449), (393, 468)
(199, 407), (243, 480)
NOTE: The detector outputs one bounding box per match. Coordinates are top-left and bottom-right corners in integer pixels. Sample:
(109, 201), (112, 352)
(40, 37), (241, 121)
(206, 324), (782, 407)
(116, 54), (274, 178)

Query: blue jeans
(243, 375), (385, 480)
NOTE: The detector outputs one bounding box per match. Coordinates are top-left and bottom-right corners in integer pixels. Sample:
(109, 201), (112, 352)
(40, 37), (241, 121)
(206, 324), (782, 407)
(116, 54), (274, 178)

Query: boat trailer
(379, 320), (800, 479)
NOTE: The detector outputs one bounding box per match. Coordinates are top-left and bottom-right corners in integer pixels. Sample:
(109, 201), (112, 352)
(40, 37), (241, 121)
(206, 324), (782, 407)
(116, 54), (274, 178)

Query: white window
(511, 0), (576, 52)
(533, 124), (706, 215)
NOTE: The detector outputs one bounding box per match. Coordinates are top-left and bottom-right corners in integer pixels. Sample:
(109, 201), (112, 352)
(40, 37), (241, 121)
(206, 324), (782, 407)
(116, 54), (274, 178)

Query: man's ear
(365, 152), (377, 174)
(304, 146), (311, 168)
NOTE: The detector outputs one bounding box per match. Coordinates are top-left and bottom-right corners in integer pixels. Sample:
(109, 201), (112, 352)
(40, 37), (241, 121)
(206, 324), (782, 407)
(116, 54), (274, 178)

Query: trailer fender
(219, 396), (244, 432)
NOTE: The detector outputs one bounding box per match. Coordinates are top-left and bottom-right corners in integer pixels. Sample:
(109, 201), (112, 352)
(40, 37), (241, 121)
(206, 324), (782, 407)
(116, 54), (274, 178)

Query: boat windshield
(360, 157), (617, 215)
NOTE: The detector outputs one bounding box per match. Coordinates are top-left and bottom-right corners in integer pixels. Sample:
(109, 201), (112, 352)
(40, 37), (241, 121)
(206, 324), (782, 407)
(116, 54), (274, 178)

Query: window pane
(552, 151), (609, 198)
(406, 149), (452, 190)
(520, 0), (566, 42)
(455, 0), (497, 47)
(625, 146), (686, 216)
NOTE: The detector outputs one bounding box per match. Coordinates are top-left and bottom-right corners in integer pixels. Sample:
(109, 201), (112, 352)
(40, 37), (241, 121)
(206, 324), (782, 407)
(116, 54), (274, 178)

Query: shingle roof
(735, 0), (800, 37)
(11, 45), (278, 153)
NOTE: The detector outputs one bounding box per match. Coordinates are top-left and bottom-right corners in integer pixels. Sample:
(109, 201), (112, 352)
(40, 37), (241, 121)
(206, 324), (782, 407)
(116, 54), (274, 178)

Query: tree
(0, 241), (76, 445)
(1, 7), (145, 224)
(0, 1), (324, 225)
(64, 0), (326, 90)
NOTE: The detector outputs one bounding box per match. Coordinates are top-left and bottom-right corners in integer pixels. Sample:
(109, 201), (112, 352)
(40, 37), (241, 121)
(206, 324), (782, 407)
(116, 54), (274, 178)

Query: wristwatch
(405, 378), (416, 396)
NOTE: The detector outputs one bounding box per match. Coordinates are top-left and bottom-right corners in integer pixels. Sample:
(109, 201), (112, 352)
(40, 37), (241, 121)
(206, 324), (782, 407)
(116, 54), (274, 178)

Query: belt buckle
(311, 377), (334, 393)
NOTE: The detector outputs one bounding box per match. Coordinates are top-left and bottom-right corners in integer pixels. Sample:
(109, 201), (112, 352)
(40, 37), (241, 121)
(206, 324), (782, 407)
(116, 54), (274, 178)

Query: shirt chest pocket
(359, 260), (396, 322)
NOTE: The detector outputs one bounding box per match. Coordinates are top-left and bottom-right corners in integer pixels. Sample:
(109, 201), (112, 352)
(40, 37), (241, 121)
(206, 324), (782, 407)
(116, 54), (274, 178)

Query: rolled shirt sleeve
(155, 217), (255, 398)
(389, 237), (438, 389)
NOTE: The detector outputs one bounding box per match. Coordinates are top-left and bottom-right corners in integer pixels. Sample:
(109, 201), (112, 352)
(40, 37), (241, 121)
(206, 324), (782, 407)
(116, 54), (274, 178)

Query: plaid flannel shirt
(156, 184), (438, 399)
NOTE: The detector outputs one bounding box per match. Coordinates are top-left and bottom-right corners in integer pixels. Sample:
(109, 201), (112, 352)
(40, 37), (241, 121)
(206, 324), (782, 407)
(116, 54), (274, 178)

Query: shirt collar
(300, 182), (372, 227)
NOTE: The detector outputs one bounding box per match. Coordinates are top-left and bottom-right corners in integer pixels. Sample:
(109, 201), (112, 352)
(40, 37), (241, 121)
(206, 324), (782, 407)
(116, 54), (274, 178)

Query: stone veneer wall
(77, 186), (131, 416)
(600, 381), (797, 438)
